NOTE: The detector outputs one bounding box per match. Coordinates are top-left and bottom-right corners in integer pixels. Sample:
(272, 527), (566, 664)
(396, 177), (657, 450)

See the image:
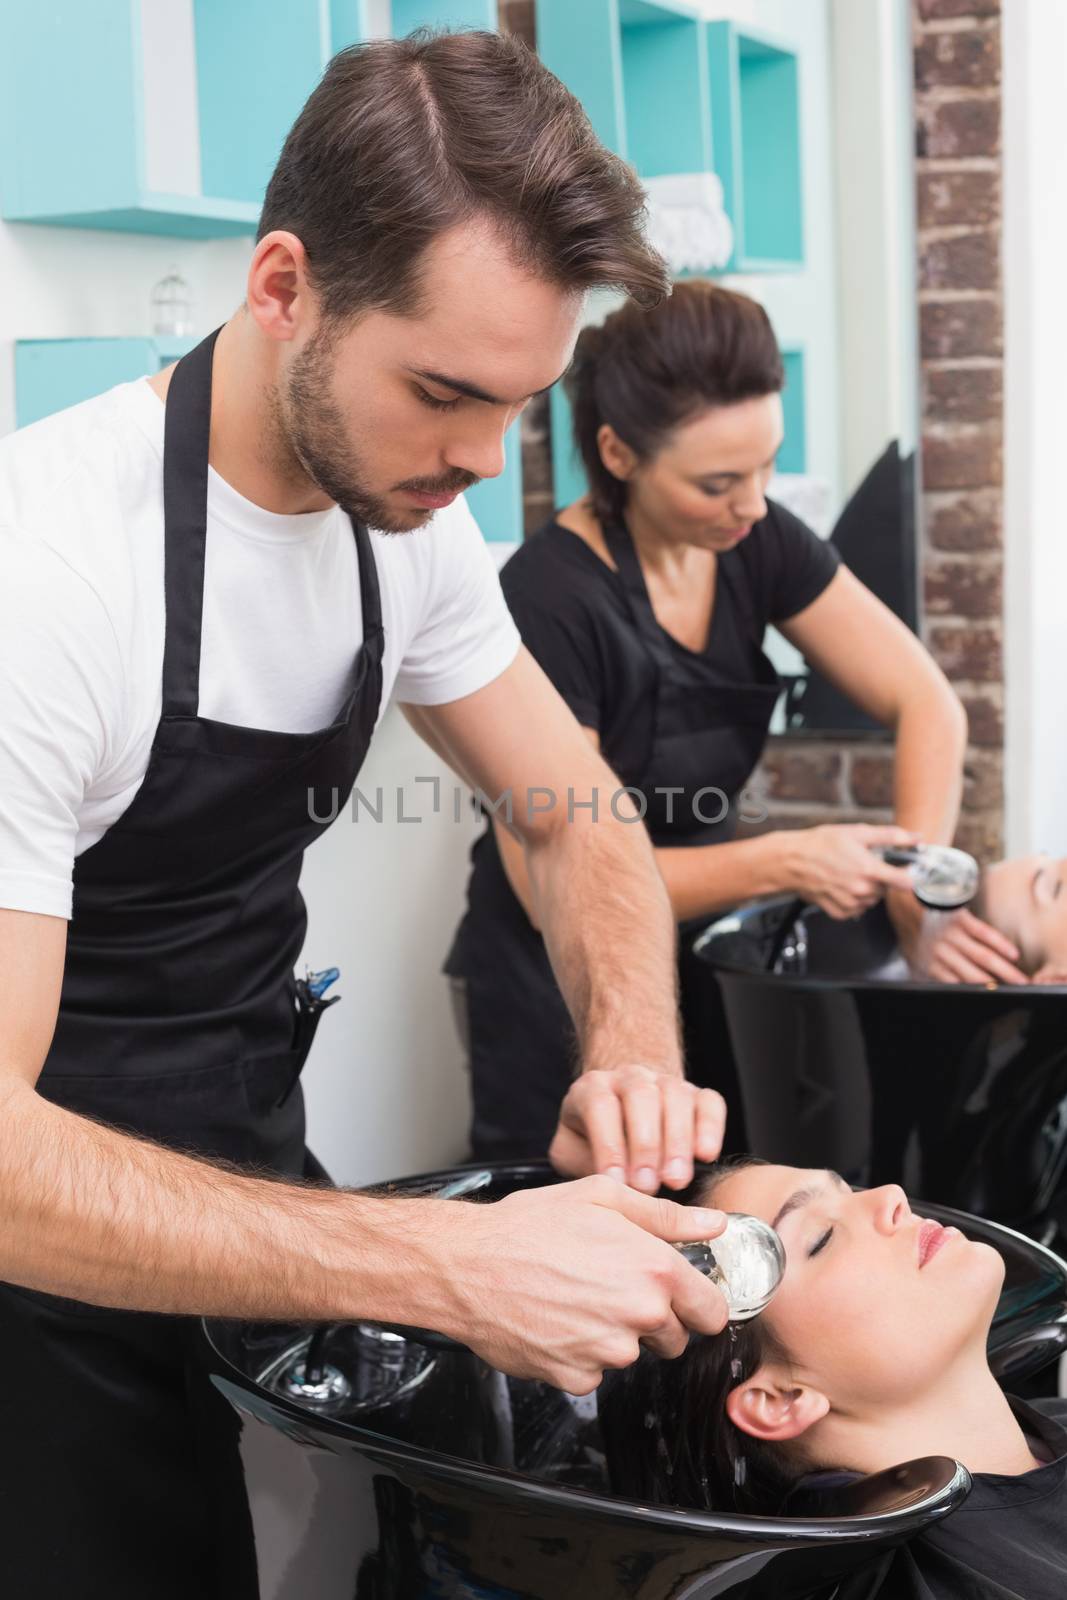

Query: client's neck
(822, 1358), (1043, 1479)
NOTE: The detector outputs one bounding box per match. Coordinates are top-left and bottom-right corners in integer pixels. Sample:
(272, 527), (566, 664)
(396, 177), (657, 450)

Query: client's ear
(726, 1372), (830, 1444)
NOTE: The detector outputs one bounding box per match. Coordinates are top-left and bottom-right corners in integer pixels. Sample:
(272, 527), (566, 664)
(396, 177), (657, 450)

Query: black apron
(451, 516), (779, 1161)
(0, 331), (384, 1598)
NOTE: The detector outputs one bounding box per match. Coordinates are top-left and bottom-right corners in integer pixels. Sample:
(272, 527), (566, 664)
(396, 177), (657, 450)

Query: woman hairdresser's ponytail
(564, 281), (785, 525)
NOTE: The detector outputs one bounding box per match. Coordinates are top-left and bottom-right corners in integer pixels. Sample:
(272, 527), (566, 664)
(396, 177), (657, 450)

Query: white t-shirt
(0, 380), (520, 920)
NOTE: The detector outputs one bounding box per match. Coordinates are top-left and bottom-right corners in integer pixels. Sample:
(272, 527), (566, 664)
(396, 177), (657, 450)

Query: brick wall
(499, 0), (1006, 857)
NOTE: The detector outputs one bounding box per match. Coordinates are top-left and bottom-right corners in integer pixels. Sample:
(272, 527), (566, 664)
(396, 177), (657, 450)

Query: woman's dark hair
(598, 1156), (804, 1516)
(259, 30), (669, 322)
(566, 281), (786, 523)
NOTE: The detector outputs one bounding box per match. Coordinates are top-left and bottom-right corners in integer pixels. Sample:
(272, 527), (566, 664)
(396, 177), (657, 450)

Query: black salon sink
(203, 1161), (1067, 1599)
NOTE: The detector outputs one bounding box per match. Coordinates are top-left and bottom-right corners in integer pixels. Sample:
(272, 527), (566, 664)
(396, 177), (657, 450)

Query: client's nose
(866, 1183), (910, 1236)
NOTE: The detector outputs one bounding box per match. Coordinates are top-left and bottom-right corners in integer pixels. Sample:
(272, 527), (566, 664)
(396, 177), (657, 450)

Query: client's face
(713, 1164), (1004, 1417)
(980, 854), (1067, 974)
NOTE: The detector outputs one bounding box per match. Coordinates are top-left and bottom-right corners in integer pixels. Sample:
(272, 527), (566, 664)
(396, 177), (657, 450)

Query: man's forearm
(527, 806), (683, 1076)
(0, 1081), (452, 1325)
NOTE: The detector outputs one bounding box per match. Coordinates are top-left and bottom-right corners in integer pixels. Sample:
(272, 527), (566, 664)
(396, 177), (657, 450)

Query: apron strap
(350, 518), (384, 652)
(602, 516), (679, 672)
(161, 329), (220, 719)
(162, 329), (383, 715)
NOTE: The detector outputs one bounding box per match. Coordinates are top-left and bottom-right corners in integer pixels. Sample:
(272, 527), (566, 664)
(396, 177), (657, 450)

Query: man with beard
(0, 30), (729, 1596)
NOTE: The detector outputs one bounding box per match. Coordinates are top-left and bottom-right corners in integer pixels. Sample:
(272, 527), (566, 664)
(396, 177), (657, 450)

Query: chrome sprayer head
(879, 844), (980, 912)
(675, 1212), (786, 1321)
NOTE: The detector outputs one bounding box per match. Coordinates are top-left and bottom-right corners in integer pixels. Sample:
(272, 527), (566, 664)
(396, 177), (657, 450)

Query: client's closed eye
(808, 1227), (834, 1259)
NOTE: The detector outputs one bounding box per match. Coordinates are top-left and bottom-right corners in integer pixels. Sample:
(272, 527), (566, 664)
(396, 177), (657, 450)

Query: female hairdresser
(446, 283), (1026, 1163)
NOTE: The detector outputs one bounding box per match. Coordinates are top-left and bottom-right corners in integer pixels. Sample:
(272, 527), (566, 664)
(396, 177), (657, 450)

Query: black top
(886, 1397), (1067, 1599)
(503, 500), (839, 787)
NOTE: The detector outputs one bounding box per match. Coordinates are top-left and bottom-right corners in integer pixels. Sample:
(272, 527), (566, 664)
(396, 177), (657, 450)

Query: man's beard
(272, 330), (478, 533)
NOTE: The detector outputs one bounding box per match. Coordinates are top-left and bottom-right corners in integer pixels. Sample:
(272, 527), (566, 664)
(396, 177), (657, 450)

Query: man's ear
(726, 1372), (830, 1444)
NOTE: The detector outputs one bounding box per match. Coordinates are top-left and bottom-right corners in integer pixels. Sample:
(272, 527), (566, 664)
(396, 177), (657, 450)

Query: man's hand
(890, 894), (1029, 986)
(433, 1176), (728, 1393)
(547, 1066), (726, 1192)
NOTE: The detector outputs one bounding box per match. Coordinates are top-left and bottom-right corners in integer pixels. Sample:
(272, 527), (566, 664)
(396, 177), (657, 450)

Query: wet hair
(565, 281), (786, 524)
(599, 1156), (807, 1515)
(258, 31), (669, 324)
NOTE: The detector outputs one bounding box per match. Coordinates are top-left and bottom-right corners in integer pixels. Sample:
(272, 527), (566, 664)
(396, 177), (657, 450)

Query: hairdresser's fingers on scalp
(620, 1074), (668, 1191)
(639, 1310), (690, 1361)
(936, 944), (990, 986)
(561, 1072), (628, 1180)
(659, 1079), (699, 1188)
(960, 944), (1028, 986)
(694, 1088), (727, 1163)
(546, 1118), (596, 1179)
(960, 909), (1022, 963)
(595, 1182), (726, 1244)
(950, 931), (1028, 986)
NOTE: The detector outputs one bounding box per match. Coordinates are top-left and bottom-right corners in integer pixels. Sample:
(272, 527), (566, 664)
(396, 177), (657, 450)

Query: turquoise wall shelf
(0, 0), (303, 236)
(538, 0), (710, 177)
(778, 346), (807, 476)
(14, 338), (196, 429)
(548, 338), (807, 511)
(5, 0), (521, 541)
(537, 5), (804, 274)
(706, 22), (804, 272)
(550, 384), (587, 513)
(0, 0), (498, 239)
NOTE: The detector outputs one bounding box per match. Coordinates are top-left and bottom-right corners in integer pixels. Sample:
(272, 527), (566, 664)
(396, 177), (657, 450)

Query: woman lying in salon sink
(602, 1157), (1067, 1600)
(972, 853), (1067, 985)
(902, 849), (1067, 985)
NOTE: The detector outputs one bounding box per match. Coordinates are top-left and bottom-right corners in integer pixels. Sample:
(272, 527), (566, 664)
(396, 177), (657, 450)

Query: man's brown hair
(258, 29), (669, 321)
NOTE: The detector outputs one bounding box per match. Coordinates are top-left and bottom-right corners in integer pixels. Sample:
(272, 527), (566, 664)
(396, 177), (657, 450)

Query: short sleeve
(763, 501), (841, 624)
(0, 528), (118, 919)
(391, 495), (521, 705)
(502, 559), (605, 733)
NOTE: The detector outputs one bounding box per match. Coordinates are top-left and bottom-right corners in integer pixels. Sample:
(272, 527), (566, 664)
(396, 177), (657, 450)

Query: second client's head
(975, 854), (1067, 980)
(600, 1158), (1004, 1515)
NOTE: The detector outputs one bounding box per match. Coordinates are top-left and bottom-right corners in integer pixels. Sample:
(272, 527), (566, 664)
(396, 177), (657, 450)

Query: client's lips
(918, 1218), (952, 1268)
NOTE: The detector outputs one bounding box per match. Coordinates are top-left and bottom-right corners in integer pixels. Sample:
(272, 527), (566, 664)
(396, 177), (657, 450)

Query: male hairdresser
(0, 31), (727, 1595)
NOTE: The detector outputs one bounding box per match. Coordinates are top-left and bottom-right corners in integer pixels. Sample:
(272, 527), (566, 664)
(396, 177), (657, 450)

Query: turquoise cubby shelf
(5, 0), (521, 540)
(464, 437), (524, 544)
(706, 22), (804, 273)
(550, 383), (587, 513)
(0, 0), (498, 239)
(537, 0), (711, 177)
(778, 346), (807, 476)
(0, 0), (308, 236)
(536, 4), (804, 274)
(548, 336), (807, 510)
(14, 338), (196, 430)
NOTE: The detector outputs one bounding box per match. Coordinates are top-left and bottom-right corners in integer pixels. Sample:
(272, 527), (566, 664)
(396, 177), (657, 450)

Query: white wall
(1002, 0), (1067, 857)
(297, 706), (480, 1184)
(830, 0), (918, 489)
